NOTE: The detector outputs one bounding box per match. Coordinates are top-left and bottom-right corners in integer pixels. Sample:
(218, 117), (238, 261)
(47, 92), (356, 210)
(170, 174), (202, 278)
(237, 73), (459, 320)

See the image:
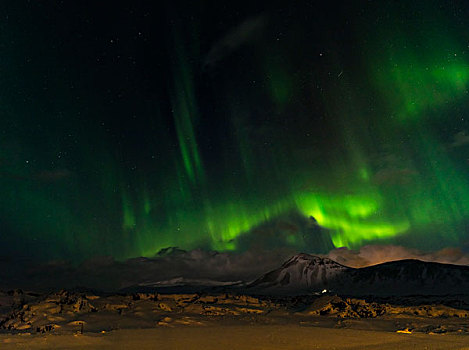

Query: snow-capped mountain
(247, 253), (469, 296)
(248, 253), (350, 293)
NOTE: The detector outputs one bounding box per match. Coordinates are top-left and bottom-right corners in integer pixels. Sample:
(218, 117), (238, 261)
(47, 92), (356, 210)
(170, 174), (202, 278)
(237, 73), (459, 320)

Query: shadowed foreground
(1, 325), (469, 350)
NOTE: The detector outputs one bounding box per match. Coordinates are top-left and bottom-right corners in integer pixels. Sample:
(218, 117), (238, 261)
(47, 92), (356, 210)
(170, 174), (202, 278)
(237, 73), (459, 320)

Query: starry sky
(1, 0), (469, 262)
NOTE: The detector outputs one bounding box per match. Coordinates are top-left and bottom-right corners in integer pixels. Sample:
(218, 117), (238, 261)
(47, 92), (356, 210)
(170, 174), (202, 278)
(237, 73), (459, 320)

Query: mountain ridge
(245, 253), (469, 296)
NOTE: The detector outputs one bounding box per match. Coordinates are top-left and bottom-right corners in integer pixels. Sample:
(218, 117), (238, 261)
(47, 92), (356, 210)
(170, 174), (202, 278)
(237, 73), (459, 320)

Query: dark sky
(1, 0), (469, 262)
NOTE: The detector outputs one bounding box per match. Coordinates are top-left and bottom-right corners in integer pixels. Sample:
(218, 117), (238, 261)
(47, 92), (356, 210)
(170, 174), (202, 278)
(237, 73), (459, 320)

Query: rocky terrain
(1, 254), (469, 348)
(1, 289), (468, 337)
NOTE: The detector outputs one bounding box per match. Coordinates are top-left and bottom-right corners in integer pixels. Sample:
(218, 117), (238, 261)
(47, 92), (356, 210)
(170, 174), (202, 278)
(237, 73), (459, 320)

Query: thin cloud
(325, 245), (469, 268)
(450, 131), (469, 148)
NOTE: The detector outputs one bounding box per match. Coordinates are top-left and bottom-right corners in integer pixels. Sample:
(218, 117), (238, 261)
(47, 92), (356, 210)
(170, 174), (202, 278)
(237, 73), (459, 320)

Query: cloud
(3, 243), (469, 292)
(204, 15), (268, 67)
(233, 211), (333, 254)
(372, 168), (417, 185)
(325, 244), (469, 268)
(0, 169), (73, 182)
(370, 152), (418, 186)
(450, 131), (469, 148)
(0, 248), (295, 292)
(34, 169), (73, 182)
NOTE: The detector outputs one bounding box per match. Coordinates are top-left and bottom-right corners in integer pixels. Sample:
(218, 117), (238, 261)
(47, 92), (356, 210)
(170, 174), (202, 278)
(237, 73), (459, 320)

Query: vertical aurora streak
(171, 38), (205, 185)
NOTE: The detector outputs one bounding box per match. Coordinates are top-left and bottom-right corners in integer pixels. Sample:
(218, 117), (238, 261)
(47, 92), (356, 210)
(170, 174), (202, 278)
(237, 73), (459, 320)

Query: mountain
(247, 254), (469, 296)
(121, 277), (245, 294)
(347, 259), (469, 296)
(248, 253), (350, 294)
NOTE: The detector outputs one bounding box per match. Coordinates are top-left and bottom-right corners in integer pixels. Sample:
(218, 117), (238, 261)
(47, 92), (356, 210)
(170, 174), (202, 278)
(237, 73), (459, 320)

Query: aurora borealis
(1, 1), (469, 262)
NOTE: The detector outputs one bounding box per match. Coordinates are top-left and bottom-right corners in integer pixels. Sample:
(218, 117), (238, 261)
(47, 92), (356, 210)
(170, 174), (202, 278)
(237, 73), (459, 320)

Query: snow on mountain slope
(248, 253), (350, 293)
(247, 253), (469, 296)
(138, 277), (243, 288)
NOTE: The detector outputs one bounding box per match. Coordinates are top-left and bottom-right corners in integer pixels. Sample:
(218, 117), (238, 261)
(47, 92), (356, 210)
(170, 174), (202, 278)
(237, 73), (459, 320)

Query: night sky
(1, 0), (469, 262)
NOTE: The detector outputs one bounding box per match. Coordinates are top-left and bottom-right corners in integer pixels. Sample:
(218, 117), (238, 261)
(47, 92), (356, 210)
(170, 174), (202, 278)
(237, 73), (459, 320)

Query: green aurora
(0, 1), (468, 261)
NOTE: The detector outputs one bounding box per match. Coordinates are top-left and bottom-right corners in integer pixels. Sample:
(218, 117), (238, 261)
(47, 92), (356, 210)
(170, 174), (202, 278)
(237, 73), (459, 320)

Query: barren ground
(1, 291), (468, 349)
(1, 325), (469, 350)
